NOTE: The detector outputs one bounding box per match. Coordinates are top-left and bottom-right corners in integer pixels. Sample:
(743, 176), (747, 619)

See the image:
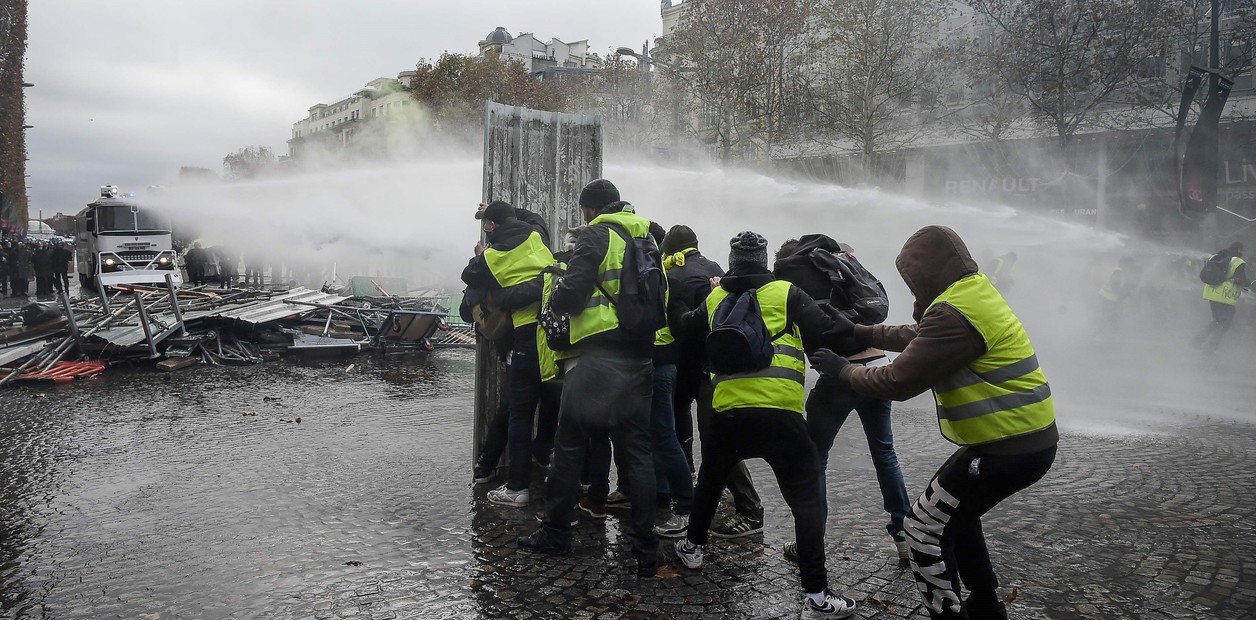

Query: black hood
(720, 264), (774, 293)
(487, 218), (537, 251)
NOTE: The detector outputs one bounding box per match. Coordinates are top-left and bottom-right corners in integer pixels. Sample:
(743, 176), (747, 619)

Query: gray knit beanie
(728, 231), (768, 272)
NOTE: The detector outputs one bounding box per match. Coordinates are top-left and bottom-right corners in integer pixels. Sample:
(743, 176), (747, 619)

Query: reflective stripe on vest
(568, 211), (653, 344)
(1203, 257), (1245, 305)
(706, 280), (806, 413)
(482, 231), (555, 328)
(926, 274), (1055, 446)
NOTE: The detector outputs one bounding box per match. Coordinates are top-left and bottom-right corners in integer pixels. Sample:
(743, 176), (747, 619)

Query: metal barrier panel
(474, 101), (602, 464)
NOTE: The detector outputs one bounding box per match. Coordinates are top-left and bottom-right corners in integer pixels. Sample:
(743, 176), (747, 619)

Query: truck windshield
(96, 205), (171, 232)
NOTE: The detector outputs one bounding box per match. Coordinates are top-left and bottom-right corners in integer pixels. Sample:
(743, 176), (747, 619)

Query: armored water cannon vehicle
(75, 185), (181, 288)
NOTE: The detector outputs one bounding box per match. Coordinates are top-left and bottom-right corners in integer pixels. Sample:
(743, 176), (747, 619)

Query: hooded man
(773, 234), (911, 562)
(811, 225), (1058, 620)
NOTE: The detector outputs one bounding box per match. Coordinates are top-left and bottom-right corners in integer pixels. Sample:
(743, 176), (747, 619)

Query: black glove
(810, 348), (850, 378)
(819, 305), (861, 356)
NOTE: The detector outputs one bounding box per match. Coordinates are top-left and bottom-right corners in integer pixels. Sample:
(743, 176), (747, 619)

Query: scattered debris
(867, 595), (895, 612)
(344, 560), (363, 567)
(263, 396), (282, 402)
(654, 565), (680, 579)
(242, 412), (257, 417)
(1004, 587), (1019, 604)
(0, 285), (456, 387)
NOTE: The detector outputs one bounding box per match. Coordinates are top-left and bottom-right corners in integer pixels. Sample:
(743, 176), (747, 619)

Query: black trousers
(905, 445), (1056, 620)
(1199, 301), (1237, 351)
(688, 407), (827, 593)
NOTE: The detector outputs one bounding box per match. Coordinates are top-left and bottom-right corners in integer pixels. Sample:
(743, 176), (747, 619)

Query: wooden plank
(157, 357), (201, 372)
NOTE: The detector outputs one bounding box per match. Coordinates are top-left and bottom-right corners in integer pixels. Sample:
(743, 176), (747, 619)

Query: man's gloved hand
(810, 348), (850, 378)
(819, 305), (861, 355)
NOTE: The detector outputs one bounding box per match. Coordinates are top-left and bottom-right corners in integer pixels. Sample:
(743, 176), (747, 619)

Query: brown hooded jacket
(838, 225), (1058, 455)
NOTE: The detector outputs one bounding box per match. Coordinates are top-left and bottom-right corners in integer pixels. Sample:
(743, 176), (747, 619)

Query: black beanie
(728, 231), (768, 273)
(579, 178), (620, 209)
(661, 225), (698, 255)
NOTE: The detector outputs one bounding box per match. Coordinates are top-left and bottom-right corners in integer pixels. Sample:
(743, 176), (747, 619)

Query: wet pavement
(1, 347), (1254, 619)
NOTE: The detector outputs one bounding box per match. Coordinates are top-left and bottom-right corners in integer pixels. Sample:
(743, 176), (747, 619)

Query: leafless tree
(801, 0), (958, 182)
(967, 0), (1177, 145)
(665, 0), (809, 161)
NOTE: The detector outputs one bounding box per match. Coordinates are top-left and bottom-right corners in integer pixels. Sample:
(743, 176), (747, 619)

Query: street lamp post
(617, 46), (689, 152)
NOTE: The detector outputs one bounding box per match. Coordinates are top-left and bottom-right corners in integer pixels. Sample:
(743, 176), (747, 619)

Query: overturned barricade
(0, 281), (452, 386)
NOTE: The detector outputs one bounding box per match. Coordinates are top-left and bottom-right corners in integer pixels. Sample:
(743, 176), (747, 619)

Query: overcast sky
(23, 1), (661, 217)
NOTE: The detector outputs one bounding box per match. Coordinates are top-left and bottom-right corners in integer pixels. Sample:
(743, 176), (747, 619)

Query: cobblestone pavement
(1, 348), (1253, 619)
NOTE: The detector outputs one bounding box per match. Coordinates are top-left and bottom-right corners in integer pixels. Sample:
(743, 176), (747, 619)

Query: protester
(32, 241), (53, 298)
(185, 242), (207, 286)
(988, 252), (1017, 293)
(52, 240), (72, 295)
(773, 235), (911, 562)
(661, 224), (766, 537)
(673, 231), (860, 619)
(461, 200), (557, 508)
(1197, 241), (1249, 351)
(11, 240), (32, 298)
(518, 178), (665, 578)
(811, 225), (1058, 620)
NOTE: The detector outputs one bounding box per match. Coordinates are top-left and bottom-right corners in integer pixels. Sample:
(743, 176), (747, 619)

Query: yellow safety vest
(927, 274), (1055, 446)
(1202, 257), (1245, 305)
(568, 211), (654, 344)
(706, 280), (806, 414)
(482, 231), (555, 328)
(538, 265), (577, 383)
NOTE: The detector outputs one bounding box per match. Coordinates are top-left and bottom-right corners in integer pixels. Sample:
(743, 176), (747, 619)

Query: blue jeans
(806, 374), (910, 539)
(651, 364), (693, 515)
(542, 351), (659, 571)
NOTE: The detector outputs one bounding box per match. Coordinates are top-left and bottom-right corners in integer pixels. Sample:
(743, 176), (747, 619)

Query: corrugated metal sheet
(90, 288), (350, 346)
(197, 288), (350, 324)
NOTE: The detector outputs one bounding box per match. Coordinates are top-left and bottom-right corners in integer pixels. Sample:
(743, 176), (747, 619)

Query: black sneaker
(605, 490), (630, 507)
(535, 509), (578, 528)
(783, 541), (799, 562)
(472, 465), (493, 484)
(711, 513), (764, 538)
(517, 527), (571, 555)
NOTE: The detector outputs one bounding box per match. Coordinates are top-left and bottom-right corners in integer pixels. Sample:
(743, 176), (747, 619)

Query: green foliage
(409, 52), (568, 130)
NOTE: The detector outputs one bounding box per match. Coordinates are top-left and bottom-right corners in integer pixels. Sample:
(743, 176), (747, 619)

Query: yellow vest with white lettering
(927, 274), (1055, 446)
(706, 280), (806, 414)
(482, 231), (554, 328)
(1202, 257), (1245, 305)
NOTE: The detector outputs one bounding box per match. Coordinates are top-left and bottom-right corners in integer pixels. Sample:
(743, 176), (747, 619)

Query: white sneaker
(674, 539), (703, 569)
(487, 484), (529, 507)
(655, 514), (689, 538)
(894, 537), (910, 561)
(801, 590), (857, 619)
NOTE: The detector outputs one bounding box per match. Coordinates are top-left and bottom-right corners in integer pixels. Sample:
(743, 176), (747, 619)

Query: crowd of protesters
(460, 178), (1061, 620)
(1, 237), (73, 300)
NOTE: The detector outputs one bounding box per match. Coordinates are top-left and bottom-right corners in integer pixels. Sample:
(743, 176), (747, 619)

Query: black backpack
(808, 249), (890, 325)
(1199, 253), (1231, 285)
(705, 289), (776, 375)
(595, 223), (667, 340)
(539, 266), (573, 351)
